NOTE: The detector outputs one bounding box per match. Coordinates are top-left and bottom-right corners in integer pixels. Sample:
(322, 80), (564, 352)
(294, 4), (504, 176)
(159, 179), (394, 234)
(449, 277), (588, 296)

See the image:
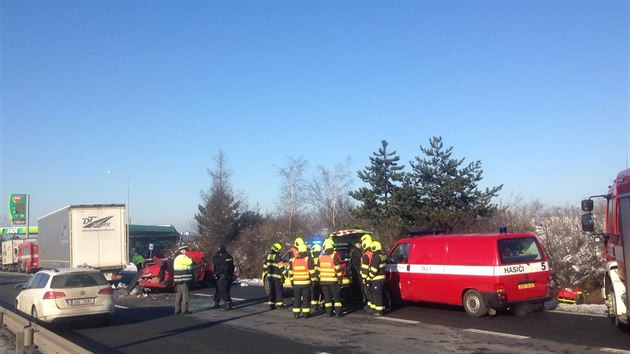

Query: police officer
(212, 245), (235, 310)
(263, 242), (284, 310)
(173, 244), (194, 315)
(289, 244), (315, 319)
(319, 239), (343, 317)
(368, 240), (387, 317)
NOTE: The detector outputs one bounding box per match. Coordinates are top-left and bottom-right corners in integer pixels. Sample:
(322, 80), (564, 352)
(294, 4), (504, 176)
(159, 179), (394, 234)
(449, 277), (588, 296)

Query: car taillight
(43, 291), (66, 299)
(98, 287), (114, 295)
(495, 283), (506, 293)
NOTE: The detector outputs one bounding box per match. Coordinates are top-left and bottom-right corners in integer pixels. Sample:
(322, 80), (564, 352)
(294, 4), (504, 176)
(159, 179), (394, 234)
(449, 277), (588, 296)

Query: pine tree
(350, 140), (407, 241)
(408, 136), (502, 231)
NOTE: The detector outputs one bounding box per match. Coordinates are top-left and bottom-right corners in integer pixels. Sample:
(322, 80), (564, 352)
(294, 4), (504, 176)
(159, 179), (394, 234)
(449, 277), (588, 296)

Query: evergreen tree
(408, 136), (502, 231)
(350, 140), (408, 243)
(195, 150), (242, 250)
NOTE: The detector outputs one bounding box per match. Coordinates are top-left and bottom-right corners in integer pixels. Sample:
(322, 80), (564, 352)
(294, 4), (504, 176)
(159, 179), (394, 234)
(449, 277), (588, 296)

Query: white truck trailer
(37, 204), (128, 281)
(2, 238), (36, 271)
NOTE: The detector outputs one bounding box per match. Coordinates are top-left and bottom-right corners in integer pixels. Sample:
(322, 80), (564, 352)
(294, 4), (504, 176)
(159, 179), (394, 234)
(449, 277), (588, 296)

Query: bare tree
(307, 157), (354, 230)
(276, 156), (307, 237)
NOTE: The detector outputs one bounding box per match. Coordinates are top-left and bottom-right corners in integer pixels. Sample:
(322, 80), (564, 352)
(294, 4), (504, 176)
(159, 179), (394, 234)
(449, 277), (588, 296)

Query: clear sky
(1, 1), (628, 233)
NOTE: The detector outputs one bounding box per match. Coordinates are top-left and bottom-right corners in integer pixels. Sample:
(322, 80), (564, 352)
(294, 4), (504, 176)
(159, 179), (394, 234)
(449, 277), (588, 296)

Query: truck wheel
(463, 289), (488, 317)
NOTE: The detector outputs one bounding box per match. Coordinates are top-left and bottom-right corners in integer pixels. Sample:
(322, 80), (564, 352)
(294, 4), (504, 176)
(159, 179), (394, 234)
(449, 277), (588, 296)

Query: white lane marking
(463, 328), (530, 339)
(375, 317), (420, 325)
(191, 293), (245, 301)
(115, 305), (129, 309)
(601, 348), (630, 354)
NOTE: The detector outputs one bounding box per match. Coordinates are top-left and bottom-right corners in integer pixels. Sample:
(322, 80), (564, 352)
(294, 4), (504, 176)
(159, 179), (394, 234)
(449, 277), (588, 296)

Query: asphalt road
(1, 272), (629, 354)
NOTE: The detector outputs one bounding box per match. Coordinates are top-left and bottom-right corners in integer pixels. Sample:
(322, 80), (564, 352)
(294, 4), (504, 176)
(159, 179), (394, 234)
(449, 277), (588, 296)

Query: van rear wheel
(463, 290), (488, 317)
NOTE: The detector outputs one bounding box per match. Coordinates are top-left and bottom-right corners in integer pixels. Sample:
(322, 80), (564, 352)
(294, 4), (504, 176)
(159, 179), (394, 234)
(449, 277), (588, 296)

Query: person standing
(319, 239), (343, 317)
(360, 236), (374, 310)
(368, 240), (387, 317)
(212, 245), (235, 311)
(173, 244), (194, 315)
(263, 242), (284, 310)
(309, 244), (323, 311)
(289, 244), (315, 319)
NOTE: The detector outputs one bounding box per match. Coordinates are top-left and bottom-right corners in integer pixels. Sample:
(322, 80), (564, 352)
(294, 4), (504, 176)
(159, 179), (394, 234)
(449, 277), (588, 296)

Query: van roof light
(499, 227), (508, 234)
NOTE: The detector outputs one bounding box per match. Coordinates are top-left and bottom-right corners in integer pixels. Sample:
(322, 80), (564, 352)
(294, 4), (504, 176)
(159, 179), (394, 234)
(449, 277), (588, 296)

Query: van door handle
(406, 264), (410, 272)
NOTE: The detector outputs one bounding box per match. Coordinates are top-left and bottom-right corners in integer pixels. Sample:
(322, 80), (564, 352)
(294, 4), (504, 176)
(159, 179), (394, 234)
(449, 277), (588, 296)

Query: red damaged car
(132, 251), (214, 292)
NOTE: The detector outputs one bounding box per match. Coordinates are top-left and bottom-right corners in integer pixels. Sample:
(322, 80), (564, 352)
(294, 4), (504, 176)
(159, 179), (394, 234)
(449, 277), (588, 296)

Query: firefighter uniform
(289, 244), (315, 318)
(368, 241), (387, 317)
(173, 245), (194, 315)
(310, 244), (322, 311)
(263, 242), (284, 309)
(319, 239), (343, 317)
(360, 237), (374, 310)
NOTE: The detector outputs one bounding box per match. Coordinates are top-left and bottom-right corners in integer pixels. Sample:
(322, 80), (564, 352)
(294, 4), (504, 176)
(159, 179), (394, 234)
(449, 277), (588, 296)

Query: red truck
(17, 242), (38, 273)
(581, 168), (630, 330)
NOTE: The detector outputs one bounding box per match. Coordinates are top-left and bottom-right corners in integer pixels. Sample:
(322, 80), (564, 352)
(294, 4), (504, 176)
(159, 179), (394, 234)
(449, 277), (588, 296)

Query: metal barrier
(0, 305), (91, 354)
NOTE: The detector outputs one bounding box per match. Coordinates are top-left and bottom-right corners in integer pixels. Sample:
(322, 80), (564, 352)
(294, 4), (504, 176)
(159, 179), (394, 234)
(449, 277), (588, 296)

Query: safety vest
(173, 254), (193, 284)
(291, 257), (311, 286)
(318, 253), (340, 284)
(361, 251), (373, 280)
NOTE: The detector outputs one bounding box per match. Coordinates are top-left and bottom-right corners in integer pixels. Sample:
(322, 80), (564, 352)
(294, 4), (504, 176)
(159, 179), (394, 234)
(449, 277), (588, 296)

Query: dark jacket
(213, 245), (235, 278)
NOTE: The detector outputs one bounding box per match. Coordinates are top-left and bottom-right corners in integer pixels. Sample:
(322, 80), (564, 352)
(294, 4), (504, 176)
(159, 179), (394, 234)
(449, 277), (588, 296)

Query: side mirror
(582, 213), (595, 232)
(581, 199), (594, 212)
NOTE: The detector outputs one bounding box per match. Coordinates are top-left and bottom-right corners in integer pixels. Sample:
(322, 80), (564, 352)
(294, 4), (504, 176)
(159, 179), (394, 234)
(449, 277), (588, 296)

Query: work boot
(223, 302), (232, 311)
(269, 305), (276, 310)
(294, 313), (301, 319)
(211, 302), (220, 309)
(335, 312), (343, 318)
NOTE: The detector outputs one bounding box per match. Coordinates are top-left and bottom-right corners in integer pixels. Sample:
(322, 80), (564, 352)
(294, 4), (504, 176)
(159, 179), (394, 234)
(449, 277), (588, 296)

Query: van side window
(498, 237), (543, 264)
(389, 243), (409, 263)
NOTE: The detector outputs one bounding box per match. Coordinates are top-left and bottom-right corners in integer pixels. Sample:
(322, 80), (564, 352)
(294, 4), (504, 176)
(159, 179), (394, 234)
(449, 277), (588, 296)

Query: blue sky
(1, 1), (627, 233)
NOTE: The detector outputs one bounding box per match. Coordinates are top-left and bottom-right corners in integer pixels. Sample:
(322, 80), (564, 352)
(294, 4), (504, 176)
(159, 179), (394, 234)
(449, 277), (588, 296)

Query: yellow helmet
(311, 244), (322, 253)
(297, 244), (308, 254)
(294, 237), (305, 247)
(271, 242), (282, 252)
(360, 233), (372, 242)
(361, 238), (372, 250)
(371, 240), (382, 252)
(323, 238), (334, 250)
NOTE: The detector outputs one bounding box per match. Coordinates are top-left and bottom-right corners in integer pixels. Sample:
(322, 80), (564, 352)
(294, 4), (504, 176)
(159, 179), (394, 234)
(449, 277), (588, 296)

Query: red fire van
(385, 232), (551, 317)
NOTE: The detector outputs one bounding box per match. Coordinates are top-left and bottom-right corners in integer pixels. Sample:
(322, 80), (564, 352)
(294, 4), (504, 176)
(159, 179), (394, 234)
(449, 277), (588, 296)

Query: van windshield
(498, 237), (543, 264)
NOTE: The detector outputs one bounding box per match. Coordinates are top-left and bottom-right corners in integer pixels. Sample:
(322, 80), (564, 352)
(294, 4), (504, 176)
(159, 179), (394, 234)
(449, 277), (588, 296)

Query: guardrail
(0, 306), (91, 354)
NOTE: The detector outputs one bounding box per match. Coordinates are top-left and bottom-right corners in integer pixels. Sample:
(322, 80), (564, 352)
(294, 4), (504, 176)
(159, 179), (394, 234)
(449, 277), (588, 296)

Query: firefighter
(289, 243), (315, 319)
(287, 237), (305, 262)
(310, 243), (322, 311)
(263, 242), (285, 310)
(173, 244), (194, 315)
(212, 245), (235, 311)
(319, 238), (343, 317)
(368, 240), (387, 317)
(360, 235), (374, 310)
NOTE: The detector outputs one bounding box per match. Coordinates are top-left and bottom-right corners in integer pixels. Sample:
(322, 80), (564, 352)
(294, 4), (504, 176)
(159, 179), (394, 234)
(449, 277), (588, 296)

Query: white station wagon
(15, 268), (115, 325)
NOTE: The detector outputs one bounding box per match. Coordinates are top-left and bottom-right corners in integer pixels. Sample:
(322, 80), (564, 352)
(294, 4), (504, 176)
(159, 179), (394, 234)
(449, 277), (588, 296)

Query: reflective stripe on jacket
(173, 254), (193, 284)
(290, 256), (313, 286)
(368, 252), (386, 281)
(318, 253), (341, 284)
(263, 251), (283, 279)
(361, 251), (373, 280)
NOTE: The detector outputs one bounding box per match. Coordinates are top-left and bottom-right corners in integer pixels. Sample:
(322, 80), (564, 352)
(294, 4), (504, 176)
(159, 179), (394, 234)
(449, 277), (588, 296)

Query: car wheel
(31, 306), (39, 323)
(463, 289), (488, 318)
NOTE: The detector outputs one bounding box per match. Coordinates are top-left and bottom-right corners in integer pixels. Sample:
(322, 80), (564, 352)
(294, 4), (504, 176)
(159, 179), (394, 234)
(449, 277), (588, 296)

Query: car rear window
(50, 272), (109, 288)
(498, 237), (544, 264)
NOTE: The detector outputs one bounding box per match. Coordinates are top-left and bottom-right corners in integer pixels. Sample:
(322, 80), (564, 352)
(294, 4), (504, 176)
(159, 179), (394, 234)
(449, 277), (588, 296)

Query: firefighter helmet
(360, 233), (372, 243)
(294, 237), (305, 247)
(271, 242), (282, 252)
(311, 244), (322, 253)
(297, 244), (308, 254)
(323, 238), (334, 250)
(361, 238), (372, 250)
(370, 240), (382, 252)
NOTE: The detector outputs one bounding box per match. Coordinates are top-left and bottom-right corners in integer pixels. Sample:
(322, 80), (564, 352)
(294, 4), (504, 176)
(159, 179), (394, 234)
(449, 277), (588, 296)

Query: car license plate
(68, 298), (95, 306)
(518, 283), (535, 289)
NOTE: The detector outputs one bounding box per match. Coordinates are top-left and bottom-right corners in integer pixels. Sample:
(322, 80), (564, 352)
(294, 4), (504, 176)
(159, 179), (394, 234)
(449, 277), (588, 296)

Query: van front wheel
(463, 290), (488, 317)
